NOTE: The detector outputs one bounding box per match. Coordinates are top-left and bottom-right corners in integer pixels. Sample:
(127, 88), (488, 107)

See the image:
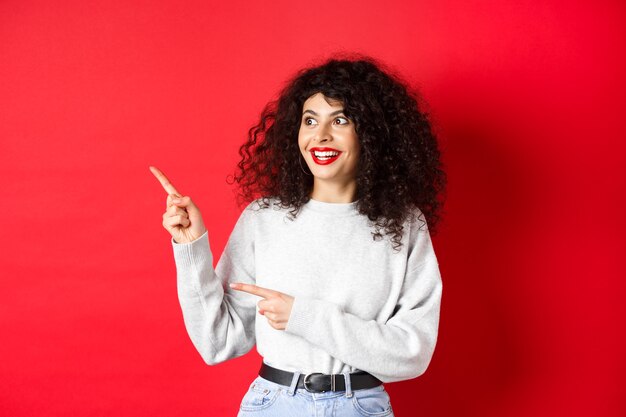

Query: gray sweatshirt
(171, 197), (442, 383)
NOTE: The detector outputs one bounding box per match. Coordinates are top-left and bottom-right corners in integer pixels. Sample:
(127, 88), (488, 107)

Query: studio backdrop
(1, 1), (624, 416)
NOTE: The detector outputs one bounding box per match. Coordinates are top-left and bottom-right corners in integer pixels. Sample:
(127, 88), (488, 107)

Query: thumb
(173, 196), (201, 216)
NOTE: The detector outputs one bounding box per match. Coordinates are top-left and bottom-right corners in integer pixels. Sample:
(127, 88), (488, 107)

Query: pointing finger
(149, 166), (181, 196)
(229, 283), (278, 298)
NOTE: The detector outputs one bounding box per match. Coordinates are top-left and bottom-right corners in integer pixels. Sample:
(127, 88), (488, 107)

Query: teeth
(313, 151), (339, 157)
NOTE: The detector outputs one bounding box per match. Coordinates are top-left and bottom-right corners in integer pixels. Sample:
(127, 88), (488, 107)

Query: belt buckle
(303, 373), (325, 393)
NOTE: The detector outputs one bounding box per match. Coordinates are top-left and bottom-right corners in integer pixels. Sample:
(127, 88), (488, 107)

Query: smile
(310, 148), (342, 165)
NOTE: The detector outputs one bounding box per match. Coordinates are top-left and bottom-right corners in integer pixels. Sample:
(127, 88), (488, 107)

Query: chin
(310, 166), (337, 175)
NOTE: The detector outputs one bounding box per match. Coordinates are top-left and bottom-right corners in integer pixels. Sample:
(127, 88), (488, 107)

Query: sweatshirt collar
(303, 197), (359, 216)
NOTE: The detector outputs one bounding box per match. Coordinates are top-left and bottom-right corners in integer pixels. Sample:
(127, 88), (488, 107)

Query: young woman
(150, 55), (446, 417)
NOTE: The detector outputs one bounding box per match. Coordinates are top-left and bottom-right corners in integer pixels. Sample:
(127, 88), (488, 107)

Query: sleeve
(284, 217), (443, 383)
(171, 203), (258, 365)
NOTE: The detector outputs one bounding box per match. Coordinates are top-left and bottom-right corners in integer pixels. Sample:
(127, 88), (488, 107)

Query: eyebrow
(302, 109), (346, 117)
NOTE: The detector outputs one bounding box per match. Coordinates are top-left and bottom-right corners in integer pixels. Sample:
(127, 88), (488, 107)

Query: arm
(284, 226), (443, 384)
(172, 206), (257, 365)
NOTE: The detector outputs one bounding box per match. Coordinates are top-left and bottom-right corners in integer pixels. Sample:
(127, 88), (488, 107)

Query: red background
(1, 1), (624, 416)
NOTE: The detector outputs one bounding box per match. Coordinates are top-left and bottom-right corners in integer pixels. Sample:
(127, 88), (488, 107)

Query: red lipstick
(310, 147), (342, 165)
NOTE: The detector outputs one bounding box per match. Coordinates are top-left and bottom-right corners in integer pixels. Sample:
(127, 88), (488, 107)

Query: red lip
(310, 147), (341, 152)
(309, 147), (342, 165)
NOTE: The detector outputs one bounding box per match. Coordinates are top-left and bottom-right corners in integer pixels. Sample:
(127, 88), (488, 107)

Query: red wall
(1, 1), (624, 416)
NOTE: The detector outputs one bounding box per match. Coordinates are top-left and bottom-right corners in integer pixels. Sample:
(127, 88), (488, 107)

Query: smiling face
(298, 93), (360, 199)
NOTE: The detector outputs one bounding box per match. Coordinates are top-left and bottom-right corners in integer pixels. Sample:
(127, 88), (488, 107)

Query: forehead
(303, 92), (344, 109)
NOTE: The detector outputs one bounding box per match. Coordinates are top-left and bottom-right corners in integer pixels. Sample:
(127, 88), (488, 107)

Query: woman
(150, 55), (445, 416)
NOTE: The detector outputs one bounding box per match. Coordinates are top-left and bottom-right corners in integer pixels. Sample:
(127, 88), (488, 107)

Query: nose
(314, 123), (333, 143)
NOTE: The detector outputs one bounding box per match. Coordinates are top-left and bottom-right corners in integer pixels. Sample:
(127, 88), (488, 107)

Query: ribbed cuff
(285, 296), (337, 338)
(171, 230), (213, 273)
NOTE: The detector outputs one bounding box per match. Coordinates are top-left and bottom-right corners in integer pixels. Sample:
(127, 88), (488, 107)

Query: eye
(334, 117), (349, 125)
(304, 117), (318, 126)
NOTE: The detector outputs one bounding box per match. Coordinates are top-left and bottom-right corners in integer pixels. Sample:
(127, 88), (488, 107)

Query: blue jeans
(237, 370), (395, 417)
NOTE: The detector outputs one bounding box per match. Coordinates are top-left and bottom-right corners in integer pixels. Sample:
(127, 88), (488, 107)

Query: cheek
(348, 132), (360, 154)
(297, 128), (309, 149)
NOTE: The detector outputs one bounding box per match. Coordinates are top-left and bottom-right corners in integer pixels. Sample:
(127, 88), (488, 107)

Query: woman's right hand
(149, 166), (208, 244)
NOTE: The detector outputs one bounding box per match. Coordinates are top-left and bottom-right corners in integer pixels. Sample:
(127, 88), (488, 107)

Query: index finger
(230, 283), (277, 298)
(149, 166), (181, 196)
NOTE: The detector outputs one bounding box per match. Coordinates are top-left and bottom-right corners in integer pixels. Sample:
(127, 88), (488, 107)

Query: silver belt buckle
(303, 373), (324, 393)
(303, 373), (336, 393)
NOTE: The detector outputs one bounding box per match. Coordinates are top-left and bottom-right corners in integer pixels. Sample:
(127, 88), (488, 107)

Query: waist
(259, 362), (383, 393)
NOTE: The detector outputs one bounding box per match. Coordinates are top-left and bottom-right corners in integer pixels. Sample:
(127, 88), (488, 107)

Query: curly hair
(228, 53), (446, 251)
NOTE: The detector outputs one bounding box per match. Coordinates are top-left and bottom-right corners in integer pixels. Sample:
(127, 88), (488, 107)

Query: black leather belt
(259, 362), (383, 393)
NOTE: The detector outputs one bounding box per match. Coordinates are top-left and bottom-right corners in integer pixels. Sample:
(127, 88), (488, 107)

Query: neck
(310, 179), (358, 203)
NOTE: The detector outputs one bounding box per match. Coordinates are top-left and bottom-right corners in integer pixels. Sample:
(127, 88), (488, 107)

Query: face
(298, 93), (360, 185)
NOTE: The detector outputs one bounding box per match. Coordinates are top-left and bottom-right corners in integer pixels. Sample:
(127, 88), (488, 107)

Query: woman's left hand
(229, 283), (294, 331)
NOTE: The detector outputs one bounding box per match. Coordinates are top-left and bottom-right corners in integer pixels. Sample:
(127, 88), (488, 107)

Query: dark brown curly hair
(228, 53), (446, 251)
